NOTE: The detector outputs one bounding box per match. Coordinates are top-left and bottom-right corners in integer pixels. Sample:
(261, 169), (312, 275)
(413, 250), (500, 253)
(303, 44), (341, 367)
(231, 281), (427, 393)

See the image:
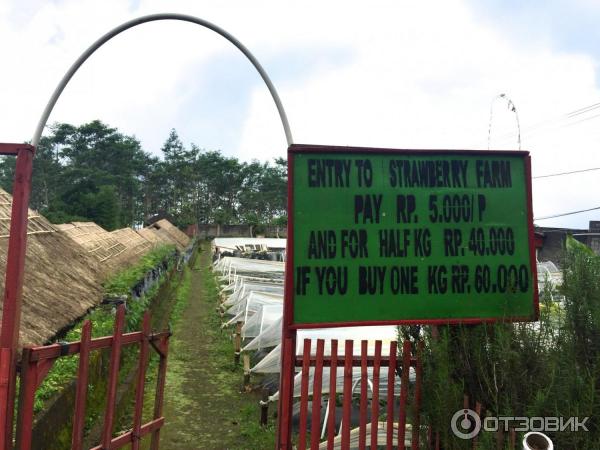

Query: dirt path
(155, 247), (275, 450)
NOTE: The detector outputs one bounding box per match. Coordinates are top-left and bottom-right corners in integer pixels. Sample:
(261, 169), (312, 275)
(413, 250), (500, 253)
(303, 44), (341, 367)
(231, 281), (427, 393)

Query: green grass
(146, 244), (276, 449)
(201, 253), (277, 449)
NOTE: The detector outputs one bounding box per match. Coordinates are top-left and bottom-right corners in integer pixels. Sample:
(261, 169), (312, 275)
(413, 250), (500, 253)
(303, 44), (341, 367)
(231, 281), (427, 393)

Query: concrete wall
(189, 224), (287, 239)
(536, 222), (599, 266)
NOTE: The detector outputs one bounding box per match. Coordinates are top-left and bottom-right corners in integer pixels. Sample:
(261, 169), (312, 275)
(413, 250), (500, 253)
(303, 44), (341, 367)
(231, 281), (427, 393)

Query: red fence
(14, 305), (170, 450)
(288, 338), (423, 450)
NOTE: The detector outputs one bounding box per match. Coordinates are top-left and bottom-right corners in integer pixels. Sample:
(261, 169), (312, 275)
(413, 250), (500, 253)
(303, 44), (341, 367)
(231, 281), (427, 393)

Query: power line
(533, 166), (600, 179)
(484, 99), (600, 146)
(566, 101), (600, 118)
(535, 206), (600, 221)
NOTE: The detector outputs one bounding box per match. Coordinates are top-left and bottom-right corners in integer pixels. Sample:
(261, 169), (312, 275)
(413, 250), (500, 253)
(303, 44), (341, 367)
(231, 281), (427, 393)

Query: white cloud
(0, 0), (599, 228)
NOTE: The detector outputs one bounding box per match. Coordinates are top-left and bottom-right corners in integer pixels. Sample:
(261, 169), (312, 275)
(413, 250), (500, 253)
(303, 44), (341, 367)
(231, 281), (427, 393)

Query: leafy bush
(424, 236), (600, 448)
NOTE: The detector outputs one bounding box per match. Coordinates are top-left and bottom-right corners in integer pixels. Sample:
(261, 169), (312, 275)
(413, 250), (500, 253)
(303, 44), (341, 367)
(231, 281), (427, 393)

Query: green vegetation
(0, 121), (287, 230)
(34, 245), (176, 412)
(150, 245), (276, 450)
(201, 255), (277, 449)
(423, 236), (600, 449)
(103, 244), (176, 330)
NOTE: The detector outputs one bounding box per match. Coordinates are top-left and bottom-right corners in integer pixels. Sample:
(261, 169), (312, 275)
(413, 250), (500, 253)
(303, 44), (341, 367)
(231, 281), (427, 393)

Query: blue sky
(469, 0), (600, 85)
(1, 0), (599, 228)
(171, 45), (354, 156)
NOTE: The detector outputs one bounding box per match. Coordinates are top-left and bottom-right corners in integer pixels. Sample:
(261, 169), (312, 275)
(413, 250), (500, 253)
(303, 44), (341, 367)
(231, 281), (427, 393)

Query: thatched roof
(136, 227), (164, 244)
(147, 219), (190, 250)
(0, 188), (187, 349)
(109, 227), (153, 255)
(55, 222), (127, 263)
(0, 192), (104, 348)
(55, 222), (157, 273)
(0, 189), (57, 237)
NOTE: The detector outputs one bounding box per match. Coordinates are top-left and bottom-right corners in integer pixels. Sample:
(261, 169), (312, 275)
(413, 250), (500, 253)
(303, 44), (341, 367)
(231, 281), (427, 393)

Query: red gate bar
(0, 143), (31, 155)
(132, 312), (151, 450)
(277, 337), (296, 449)
(298, 339), (311, 450)
(0, 144), (34, 450)
(89, 418), (165, 450)
(14, 347), (36, 450)
(150, 327), (170, 450)
(386, 341), (397, 449)
(72, 320), (92, 450)
(291, 339), (422, 449)
(14, 308), (170, 450)
(310, 339), (324, 450)
(358, 340), (368, 450)
(398, 340), (412, 450)
(101, 305), (126, 448)
(370, 340), (382, 450)
(326, 340), (338, 450)
(0, 348), (10, 449)
(341, 340), (353, 448)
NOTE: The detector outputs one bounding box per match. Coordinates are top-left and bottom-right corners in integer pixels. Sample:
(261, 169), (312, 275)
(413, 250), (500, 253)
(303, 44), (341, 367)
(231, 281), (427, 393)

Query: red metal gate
(15, 305), (170, 450)
(0, 143), (35, 450)
(284, 338), (423, 449)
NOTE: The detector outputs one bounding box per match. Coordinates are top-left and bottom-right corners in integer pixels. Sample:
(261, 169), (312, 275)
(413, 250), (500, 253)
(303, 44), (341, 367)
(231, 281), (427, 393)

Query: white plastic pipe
(32, 13), (293, 147)
(522, 431), (553, 450)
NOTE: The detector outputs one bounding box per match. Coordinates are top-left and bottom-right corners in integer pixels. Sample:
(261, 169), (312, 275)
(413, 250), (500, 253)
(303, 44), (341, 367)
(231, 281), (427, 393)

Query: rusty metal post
(260, 388), (269, 427)
(150, 334), (170, 450)
(71, 320), (92, 450)
(132, 312), (151, 450)
(0, 145), (34, 450)
(234, 321), (242, 365)
(14, 348), (37, 450)
(100, 305), (125, 449)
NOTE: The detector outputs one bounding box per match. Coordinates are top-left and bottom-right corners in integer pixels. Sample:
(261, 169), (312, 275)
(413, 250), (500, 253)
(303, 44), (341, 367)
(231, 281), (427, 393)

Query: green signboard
(288, 144), (538, 326)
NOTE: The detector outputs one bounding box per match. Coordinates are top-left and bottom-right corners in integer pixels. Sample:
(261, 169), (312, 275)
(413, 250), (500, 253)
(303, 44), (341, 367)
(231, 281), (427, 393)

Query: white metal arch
(32, 13), (293, 147)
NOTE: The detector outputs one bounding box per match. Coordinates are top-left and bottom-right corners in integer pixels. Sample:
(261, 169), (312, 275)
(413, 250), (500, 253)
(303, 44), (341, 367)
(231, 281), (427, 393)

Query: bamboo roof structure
(0, 191), (104, 348)
(147, 219), (190, 250)
(55, 222), (127, 263)
(136, 227), (164, 244)
(0, 188), (57, 237)
(110, 227), (153, 255)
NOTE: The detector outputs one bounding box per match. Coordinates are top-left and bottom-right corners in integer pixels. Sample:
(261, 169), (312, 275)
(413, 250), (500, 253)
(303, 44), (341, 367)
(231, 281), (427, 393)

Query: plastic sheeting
(250, 326), (399, 374)
(317, 422), (412, 449)
(226, 291), (283, 318)
(223, 281), (283, 308)
(268, 366), (415, 401)
(214, 256), (284, 275)
(537, 261), (562, 287)
(537, 260), (563, 302)
(220, 275), (281, 294)
(242, 316), (282, 352)
(213, 237), (286, 251)
(242, 303), (283, 339)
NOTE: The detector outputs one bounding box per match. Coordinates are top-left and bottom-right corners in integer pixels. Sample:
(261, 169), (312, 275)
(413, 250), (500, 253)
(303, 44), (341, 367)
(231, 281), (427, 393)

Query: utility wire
(533, 166), (600, 179)
(566, 101), (600, 117)
(484, 99), (600, 146)
(535, 206), (600, 221)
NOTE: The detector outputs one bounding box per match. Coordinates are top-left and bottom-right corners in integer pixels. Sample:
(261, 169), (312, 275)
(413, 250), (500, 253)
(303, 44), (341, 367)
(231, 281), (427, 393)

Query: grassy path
(152, 246), (275, 450)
